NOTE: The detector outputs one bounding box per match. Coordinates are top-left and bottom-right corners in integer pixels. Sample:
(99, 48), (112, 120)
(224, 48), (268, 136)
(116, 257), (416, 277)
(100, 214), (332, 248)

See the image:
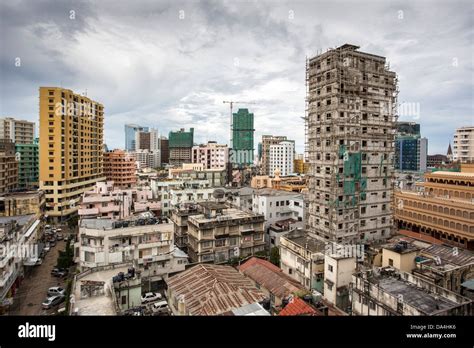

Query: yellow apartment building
(39, 87), (105, 222)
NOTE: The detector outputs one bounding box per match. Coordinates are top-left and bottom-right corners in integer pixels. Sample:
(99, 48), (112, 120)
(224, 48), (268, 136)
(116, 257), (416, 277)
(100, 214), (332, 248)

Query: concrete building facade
(269, 140), (295, 177)
(0, 117), (35, 145)
(103, 149), (137, 188)
(453, 126), (474, 163)
(0, 140), (18, 194)
(306, 44), (397, 244)
(261, 135), (287, 175)
(192, 141), (228, 170)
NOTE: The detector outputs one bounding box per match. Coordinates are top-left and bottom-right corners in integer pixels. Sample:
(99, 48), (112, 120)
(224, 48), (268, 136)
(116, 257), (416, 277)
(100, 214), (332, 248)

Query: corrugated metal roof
(422, 244), (474, 266)
(238, 257), (305, 299)
(166, 264), (266, 315)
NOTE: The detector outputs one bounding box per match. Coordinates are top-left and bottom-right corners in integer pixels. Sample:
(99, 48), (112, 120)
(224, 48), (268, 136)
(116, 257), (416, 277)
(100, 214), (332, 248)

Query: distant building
(15, 138), (39, 189)
(427, 154), (449, 168)
(124, 124), (149, 151)
(0, 139), (18, 194)
(0, 117), (35, 144)
(169, 128), (194, 165)
(261, 135), (287, 175)
(186, 202), (265, 263)
(231, 109), (254, 167)
(103, 149), (137, 188)
(192, 141), (228, 170)
(160, 137), (169, 165)
(394, 123), (427, 172)
(453, 126), (474, 163)
(269, 140), (295, 177)
(166, 264), (266, 315)
(129, 149), (160, 170)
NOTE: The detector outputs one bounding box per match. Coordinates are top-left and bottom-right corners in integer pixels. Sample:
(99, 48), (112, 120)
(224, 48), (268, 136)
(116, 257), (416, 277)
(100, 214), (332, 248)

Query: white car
(141, 292), (162, 303)
(48, 286), (65, 297)
(151, 300), (169, 314)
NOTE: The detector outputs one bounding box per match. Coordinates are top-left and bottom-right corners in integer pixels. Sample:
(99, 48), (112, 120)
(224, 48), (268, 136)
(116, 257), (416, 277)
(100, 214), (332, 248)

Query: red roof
(279, 297), (318, 316)
(238, 257), (282, 273)
(398, 229), (443, 245)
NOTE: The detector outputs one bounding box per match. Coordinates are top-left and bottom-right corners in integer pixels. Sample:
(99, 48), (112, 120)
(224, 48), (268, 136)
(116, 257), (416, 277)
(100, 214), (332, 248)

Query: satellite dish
(212, 189), (225, 200)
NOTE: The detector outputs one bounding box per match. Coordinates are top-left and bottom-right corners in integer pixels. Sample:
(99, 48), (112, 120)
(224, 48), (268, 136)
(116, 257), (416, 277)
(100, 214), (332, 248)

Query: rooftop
(166, 264), (266, 316)
(71, 266), (131, 315)
(369, 274), (461, 315)
(279, 297), (318, 316)
(420, 244), (474, 267)
(225, 302), (270, 316)
(254, 188), (301, 198)
(282, 229), (326, 253)
(238, 257), (305, 300)
(189, 208), (263, 225)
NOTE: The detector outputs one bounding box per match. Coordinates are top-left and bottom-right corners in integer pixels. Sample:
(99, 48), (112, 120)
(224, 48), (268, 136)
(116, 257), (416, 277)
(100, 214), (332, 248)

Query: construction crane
(223, 100), (257, 150)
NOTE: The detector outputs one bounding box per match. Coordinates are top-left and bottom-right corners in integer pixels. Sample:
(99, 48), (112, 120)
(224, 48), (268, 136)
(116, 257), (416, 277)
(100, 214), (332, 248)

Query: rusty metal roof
(238, 257), (305, 299)
(166, 264), (266, 315)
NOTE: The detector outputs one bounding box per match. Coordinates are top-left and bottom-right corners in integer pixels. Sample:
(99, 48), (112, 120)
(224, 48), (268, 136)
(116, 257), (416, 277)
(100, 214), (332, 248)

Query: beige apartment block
(39, 87), (105, 222)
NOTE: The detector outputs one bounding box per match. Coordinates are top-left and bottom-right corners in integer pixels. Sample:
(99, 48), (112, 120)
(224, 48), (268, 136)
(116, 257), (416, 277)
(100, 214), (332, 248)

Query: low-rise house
(78, 181), (161, 220)
(76, 213), (188, 289)
(350, 268), (473, 316)
(238, 257), (306, 310)
(267, 218), (302, 248)
(0, 191), (45, 217)
(252, 189), (304, 229)
(187, 202), (265, 263)
(278, 297), (318, 316)
(323, 250), (356, 312)
(166, 264), (266, 315)
(413, 244), (474, 295)
(279, 229), (326, 291)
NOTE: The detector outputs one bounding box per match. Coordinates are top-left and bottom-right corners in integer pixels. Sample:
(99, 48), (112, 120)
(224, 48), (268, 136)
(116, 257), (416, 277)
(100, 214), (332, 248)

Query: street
(10, 239), (68, 315)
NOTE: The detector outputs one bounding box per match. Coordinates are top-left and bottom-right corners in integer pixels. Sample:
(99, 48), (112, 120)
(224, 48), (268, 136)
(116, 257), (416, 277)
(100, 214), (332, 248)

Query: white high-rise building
(269, 140), (295, 176)
(453, 126), (474, 163)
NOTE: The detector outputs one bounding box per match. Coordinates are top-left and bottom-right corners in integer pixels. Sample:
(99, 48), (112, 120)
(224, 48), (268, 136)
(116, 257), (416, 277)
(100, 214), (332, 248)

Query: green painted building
(231, 109), (254, 166)
(169, 128), (194, 165)
(15, 138), (39, 189)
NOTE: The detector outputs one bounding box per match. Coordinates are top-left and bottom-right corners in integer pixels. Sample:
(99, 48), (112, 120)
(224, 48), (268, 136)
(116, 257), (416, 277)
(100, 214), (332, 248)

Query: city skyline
(0, 0), (472, 155)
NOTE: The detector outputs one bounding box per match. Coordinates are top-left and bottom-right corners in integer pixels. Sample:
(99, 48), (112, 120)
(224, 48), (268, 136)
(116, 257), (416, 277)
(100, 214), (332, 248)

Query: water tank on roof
(213, 189), (225, 200)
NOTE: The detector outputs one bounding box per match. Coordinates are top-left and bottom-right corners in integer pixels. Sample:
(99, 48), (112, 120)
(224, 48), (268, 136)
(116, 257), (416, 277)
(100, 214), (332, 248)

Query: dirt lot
(10, 239), (67, 315)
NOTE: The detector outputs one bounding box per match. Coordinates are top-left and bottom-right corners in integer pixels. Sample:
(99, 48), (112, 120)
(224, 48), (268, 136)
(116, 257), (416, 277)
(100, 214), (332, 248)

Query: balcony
(78, 207), (99, 215)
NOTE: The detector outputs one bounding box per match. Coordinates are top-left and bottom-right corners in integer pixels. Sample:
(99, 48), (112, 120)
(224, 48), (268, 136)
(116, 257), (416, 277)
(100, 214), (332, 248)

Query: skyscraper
(394, 122), (427, 172)
(231, 108), (254, 167)
(169, 128), (194, 165)
(306, 44), (397, 243)
(124, 124), (149, 151)
(39, 87), (105, 222)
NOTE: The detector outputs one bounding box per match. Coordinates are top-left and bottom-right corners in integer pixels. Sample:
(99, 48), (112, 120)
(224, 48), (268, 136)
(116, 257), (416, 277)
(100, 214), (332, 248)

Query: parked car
(56, 228), (62, 232)
(49, 240), (57, 247)
(141, 292), (162, 304)
(35, 258), (43, 266)
(56, 233), (64, 241)
(151, 300), (169, 314)
(43, 243), (50, 252)
(47, 286), (65, 297)
(51, 268), (68, 278)
(42, 295), (65, 310)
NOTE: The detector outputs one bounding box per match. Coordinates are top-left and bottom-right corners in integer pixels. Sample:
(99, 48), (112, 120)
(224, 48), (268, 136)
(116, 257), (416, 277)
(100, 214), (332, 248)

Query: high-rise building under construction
(305, 44), (398, 244)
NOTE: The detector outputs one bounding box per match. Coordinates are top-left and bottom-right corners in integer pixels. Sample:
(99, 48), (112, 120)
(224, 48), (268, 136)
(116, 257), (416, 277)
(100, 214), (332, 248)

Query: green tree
(269, 247), (280, 266)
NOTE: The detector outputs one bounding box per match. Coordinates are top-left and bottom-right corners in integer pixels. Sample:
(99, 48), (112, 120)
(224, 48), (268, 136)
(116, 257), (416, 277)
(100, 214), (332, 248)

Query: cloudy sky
(1, 0), (473, 154)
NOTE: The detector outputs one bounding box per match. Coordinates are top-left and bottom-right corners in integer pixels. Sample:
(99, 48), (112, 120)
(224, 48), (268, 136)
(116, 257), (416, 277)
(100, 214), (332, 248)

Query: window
(328, 264), (333, 272)
(389, 258), (394, 266)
